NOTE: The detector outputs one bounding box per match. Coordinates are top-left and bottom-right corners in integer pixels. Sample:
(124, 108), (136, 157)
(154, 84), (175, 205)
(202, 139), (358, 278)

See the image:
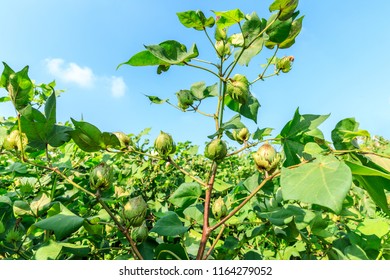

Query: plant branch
(196, 162), (218, 260)
(251, 46), (279, 85)
(184, 62), (220, 79)
(203, 224), (226, 260)
(167, 156), (207, 187)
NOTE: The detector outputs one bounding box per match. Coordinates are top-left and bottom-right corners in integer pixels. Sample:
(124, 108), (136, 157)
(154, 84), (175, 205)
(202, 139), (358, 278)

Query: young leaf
(214, 9), (245, 29)
(224, 93), (261, 123)
(331, 118), (361, 150)
(168, 182), (202, 208)
(176, 10), (215, 31)
(269, 0), (299, 21)
(281, 155), (352, 213)
(145, 95), (168, 104)
(266, 14), (293, 44)
(279, 16), (304, 49)
(150, 212), (189, 236)
(242, 12), (266, 44)
(145, 40), (199, 65)
(2, 64), (34, 111)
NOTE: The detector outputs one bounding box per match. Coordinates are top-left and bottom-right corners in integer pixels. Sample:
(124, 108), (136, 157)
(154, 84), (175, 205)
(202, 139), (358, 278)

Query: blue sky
(1, 0), (389, 148)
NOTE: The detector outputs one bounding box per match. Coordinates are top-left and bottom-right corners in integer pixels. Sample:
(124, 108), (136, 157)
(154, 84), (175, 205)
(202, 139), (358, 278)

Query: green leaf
(13, 200), (32, 216)
(279, 16), (304, 49)
(145, 95), (168, 105)
(34, 240), (62, 260)
(252, 127), (273, 141)
(190, 82), (218, 100)
(281, 155), (352, 213)
(214, 9), (245, 29)
(150, 212), (189, 236)
(155, 243), (189, 260)
(118, 50), (168, 69)
(235, 37), (264, 66)
(30, 193), (51, 216)
(257, 204), (316, 230)
(242, 12), (266, 44)
(2, 64), (34, 111)
(34, 210), (85, 240)
(357, 219), (390, 238)
(176, 10), (215, 31)
(145, 40), (199, 65)
(0, 96), (10, 103)
(331, 118), (360, 150)
(352, 175), (390, 215)
(44, 90), (57, 127)
(269, 0), (299, 21)
(46, 125), (72, 148)
(266, 14), (293, 43)
(68, 118), (102, 152)
(280, 108), (329, 166)
(101, 132), (120, 149)
(168, 182), (202, 208)
(344, 244), (369, 260)
(224, 94), (261, 123)
(346, 161), (390, 180)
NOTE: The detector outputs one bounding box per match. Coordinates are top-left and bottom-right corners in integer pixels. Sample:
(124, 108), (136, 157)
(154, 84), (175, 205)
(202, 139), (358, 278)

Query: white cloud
(44, 58), (127, 98)
(110, 76), (126, 98)
(45, 58), (95, 88)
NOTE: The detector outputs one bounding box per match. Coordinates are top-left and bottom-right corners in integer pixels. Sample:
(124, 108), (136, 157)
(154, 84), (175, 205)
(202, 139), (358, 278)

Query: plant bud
(233, 127), (250, 144)
(252, 142), (281, 173)
(215, 27), (227, 41)
(212, 197), (227, 220)
(3, 130), (27, 151)
(122, 196), (148, 227)
(89, 162), (114, 190)
(204, 139), (227, 163)
(215, 41), (231, 57)
(154, 131), (176, 157)
(5, 229), (22, 244)
(276, 56), (294, 73)
(113, 132), (131, 149)
(226, 74), (250, 104)
(176, 90), (194, 111)
(131, 222), (149, 243)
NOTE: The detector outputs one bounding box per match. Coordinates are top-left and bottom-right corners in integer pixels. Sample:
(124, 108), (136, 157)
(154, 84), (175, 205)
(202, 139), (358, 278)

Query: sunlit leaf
(281, 155), (352, 213)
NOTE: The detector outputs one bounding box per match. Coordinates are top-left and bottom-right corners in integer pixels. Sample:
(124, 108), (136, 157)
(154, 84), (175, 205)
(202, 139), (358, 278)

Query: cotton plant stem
(196, 162), (218, 260)
(203, 224), (226, 260)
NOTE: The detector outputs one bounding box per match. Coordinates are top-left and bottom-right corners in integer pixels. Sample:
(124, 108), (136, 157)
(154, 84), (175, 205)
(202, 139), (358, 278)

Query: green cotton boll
(212, 197), (227, 220)
(89, 162), (114, 190)
(154, 131), (176, 157)
(122, 196), (148, 228)
(276, 56), (294, 73)
(253, 142), (281, 173)
(226, 74), (250, 104)
(131, 222), (149, 243)
(204, 139), (228, 163)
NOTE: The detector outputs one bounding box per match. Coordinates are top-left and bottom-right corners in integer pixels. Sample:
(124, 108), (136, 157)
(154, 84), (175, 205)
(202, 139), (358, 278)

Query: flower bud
(122, 196), (148, 227)
(252, 142), (281, 173)
(3, 130), (27, 151)
(154, 131), (176, 157)
(215, 27), (227, 41)
(212, 197), (227, 220)
(5, 229), (22, 244)
(276, 56), (294, 73)
(113, 132), (131, 149)
(204, 139), (227, 163)
(226, 74), (250, 104)
(233, 127), (250, 144)
(89, 162), (114, 190)
(131, 222), (149, 243)
(176, 90), (194, 111)
(215, 41), (231, 57)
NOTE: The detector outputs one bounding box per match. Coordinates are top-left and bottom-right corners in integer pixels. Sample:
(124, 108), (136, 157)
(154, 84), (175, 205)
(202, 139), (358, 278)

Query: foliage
(1, 0), (389, 260)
